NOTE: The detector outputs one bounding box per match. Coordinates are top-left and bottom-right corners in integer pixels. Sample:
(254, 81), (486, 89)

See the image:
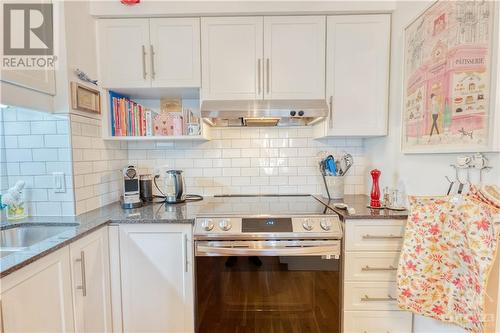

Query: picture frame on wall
(401, 0), (499, 154)
(71, 82), (101, 114)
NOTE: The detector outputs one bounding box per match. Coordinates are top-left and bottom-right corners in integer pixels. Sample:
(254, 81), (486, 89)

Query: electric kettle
(164, 170), (186, 203)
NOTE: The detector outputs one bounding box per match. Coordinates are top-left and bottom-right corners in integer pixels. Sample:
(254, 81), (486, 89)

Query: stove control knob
(320, 219), (332, 231)
(202, 219), (214, 231)
(219, 219), (232, 231)
(302, 218), (314, 231)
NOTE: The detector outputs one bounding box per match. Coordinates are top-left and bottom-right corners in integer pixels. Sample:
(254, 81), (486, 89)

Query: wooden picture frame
(71, 82), (101, 114)
(401, 1), (499, 154)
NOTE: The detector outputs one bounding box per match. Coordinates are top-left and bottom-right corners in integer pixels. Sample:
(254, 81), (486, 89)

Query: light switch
(53, 172), (66, 193)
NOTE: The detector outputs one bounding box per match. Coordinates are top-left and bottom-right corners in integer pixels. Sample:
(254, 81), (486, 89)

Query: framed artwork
(402, 1), (497, 153)
(71, 82), (101, 114)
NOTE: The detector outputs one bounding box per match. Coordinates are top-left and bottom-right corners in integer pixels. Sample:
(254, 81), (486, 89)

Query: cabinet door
(150, 18), (201, 88)
(263, 16), (325, 100)
(97, 19), (150, 88)
(323, 15), (390, 137)
(0, 248), (74, 332)
(119, 224), (194, 333)
(1, 69), (55, 95)
(70, 227), (112, 333)
(201, 17), (263, 100)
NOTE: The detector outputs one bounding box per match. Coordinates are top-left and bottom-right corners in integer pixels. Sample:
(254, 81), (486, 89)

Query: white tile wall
(70, 114), (128, 215)
(1, 107), (74, 216)
(129, 127), (366, 196)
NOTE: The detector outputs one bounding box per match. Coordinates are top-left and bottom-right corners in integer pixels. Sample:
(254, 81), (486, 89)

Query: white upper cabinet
(263, 16), (326, 100)
(201, 16), (325, 101)
(1, 69), (56, 95)
(70, 227), (112, 333)
(317, 14), (391, 137)
(119, 224), (194, 333)
(201, 17), (264, 100)
(150, 18), (201, 87)
(97, 18), (201, 89)
(98, 19), (150, 88)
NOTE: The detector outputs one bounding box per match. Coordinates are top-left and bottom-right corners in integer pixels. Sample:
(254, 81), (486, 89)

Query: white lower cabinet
(343, 219), (412, 333)
(118, 224), (194, 333)
(344, 311), (412, 333)
(70, 227), (112, 333)
(0, 247), (75, 333)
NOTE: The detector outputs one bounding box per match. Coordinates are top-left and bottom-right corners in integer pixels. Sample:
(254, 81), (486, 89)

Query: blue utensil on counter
(325, 155), (337, 176)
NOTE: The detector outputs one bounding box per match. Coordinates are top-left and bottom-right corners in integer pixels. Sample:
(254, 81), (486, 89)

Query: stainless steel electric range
(194, 194), (343, 333)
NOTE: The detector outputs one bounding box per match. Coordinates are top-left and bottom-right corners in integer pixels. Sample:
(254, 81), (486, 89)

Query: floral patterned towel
(397, 196), (500, 333)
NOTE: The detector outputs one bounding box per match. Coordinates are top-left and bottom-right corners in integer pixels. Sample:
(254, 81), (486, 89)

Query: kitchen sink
(0, 224), (78, 256)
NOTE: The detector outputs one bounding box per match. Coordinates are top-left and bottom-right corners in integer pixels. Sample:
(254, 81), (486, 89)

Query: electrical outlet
(53, 172), (66, 193)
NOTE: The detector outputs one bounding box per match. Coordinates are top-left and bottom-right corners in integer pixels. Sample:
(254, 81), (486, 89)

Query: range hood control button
(290, 110), (296, 116)
(219, 219), (232, 231)
(298, 110), (304, 116)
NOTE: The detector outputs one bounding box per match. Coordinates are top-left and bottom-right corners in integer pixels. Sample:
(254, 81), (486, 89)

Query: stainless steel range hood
(201, 100), (328, 127)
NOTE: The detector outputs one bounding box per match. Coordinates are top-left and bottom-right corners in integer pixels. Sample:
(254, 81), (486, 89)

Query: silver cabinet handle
(362, 265), (397, 271)
(141, 45), (147, 80)
(362, 234), (403, 240)
(150, 45), (155, 80)
(361, 295), (396, 302)
(328, 95), (333, 128)
(257, 59), (261, 94)
(266, 58), (270, 94)
(184, 234), (188, 273)
(75, 251), (87, 296)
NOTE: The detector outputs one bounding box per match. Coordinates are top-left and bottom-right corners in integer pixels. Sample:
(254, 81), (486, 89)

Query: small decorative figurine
(74, 69), (98, 85)
(2, 180), (27, 220)
(370, 169), (381, 208)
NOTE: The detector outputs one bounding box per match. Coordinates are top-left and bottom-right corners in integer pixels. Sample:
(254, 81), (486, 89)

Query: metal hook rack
(446, 153), (492, 194)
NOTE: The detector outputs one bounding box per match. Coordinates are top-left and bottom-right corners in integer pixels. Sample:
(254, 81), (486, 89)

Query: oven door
(195, 240), (342, 333)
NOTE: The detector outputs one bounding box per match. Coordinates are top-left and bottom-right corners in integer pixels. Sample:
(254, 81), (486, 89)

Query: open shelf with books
(101, 89), (210, 141)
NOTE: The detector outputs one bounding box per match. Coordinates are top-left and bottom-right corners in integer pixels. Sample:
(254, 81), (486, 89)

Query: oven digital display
(242, 218), (292, 233)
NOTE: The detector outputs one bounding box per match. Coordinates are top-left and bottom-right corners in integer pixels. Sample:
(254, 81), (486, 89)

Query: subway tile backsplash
(71, 114), (128, 215)
(1, 107), (74, 216)
(129, 128), (367, 196)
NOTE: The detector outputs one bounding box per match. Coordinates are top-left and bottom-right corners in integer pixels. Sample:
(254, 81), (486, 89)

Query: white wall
(89, 1), (396, 17)
(365, 1), (500, 198)
(365, 2), (499, 332)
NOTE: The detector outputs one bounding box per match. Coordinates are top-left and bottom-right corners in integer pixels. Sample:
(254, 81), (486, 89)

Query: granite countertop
(315, 195), (409, 220)
(0, 200), (205, 278)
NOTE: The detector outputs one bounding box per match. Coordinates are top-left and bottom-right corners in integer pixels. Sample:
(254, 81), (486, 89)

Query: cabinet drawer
(345, 252), (400, 281)
(344, 311), (412, 333)
(345, 220), (406, 251)
(344, 282), (399, 311)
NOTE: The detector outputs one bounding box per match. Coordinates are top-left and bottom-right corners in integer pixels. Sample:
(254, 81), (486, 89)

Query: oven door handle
(196, 244), (340, 258)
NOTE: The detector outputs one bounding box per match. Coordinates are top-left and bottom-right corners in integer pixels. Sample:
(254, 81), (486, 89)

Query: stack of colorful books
(109, 91), (155, 136)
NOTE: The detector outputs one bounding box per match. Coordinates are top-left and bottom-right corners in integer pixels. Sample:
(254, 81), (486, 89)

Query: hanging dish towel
(397, 195), (499, 333)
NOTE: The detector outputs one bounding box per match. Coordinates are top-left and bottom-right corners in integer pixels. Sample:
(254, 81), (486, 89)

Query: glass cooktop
(196, 195), (336, 217)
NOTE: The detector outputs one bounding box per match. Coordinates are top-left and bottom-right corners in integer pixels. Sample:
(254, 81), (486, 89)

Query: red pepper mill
(370, 169), (381, 207)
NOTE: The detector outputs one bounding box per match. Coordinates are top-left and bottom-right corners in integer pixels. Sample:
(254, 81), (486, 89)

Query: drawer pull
(362, 265), (397, 271)
(362, 234), (403, 240)
(361, 294), (396, 302)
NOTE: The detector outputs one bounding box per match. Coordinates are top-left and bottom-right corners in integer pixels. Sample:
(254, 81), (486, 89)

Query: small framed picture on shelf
(71, 82), (101, 114)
